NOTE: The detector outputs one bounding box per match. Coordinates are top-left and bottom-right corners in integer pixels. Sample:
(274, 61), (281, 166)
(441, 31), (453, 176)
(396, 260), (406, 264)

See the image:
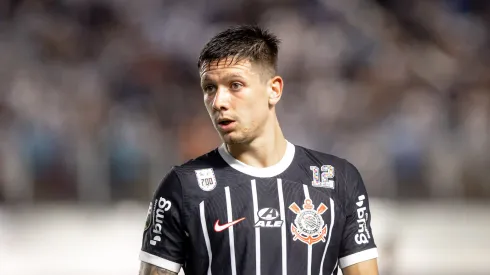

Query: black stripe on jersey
(227, 182), (256, 275)
(202, 186), (231, 275)
(254, 178), (285, 275)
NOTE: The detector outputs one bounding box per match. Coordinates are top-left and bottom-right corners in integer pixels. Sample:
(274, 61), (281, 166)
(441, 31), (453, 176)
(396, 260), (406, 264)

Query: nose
(212, 87), (230, 111)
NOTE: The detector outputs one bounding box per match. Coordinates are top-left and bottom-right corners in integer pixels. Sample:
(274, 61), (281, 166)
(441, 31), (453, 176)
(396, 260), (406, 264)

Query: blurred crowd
(0, 0), (489, 204)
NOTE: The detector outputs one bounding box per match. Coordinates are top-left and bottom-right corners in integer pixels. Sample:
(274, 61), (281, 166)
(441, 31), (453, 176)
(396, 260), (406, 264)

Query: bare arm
(139, 262), (179, 275)
(342, 258), (378, 275)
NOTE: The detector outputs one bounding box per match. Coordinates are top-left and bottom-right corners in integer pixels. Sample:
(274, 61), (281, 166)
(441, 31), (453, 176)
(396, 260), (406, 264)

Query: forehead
(199, 58), (259, 80)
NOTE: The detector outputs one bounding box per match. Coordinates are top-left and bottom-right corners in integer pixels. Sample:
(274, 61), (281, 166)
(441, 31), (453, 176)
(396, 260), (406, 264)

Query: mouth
(216, 118), (236, 130)
(218, 120), (233, 126)
(217, 118), (235, 126)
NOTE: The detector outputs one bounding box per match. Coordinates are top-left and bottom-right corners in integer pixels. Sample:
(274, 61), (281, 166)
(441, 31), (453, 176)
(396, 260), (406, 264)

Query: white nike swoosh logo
(214, 217), (246, 232)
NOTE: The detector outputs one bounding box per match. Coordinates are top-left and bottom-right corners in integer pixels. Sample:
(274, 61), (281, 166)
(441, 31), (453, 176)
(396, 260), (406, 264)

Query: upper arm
(342, 258), (378, 275)
(139, 262), (179, 275)
(338, 162), (378, 270)
(139, 169), (187, 273)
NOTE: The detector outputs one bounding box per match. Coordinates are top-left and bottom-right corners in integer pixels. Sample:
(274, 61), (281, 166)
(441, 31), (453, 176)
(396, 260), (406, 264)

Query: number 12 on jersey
(310, 165), (335, 189)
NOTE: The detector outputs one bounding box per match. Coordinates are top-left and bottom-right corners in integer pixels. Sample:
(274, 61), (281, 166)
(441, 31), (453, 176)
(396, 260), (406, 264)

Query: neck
(226, 115), (287, 168)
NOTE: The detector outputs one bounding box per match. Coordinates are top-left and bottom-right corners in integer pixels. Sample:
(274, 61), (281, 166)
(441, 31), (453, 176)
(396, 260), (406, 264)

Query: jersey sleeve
(139, 168), (187, 273)
(338, 162), (378, 269)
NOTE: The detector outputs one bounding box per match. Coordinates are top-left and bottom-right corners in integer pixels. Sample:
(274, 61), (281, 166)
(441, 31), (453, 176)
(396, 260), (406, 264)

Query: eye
(230, 82), (243, 91)
(203, 85), (216, 93)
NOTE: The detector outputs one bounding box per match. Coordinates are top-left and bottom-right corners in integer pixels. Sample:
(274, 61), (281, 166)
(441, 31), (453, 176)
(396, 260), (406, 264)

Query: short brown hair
(197, 25), (280, 76)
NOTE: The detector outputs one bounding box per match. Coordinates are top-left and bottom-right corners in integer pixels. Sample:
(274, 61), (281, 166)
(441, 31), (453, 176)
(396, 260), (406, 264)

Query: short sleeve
(139, 169), (187, 273)
(338, 162), (378, 269)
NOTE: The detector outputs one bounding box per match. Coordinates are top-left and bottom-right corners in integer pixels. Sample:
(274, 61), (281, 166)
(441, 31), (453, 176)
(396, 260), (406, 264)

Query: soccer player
(139, 25), (379, 275)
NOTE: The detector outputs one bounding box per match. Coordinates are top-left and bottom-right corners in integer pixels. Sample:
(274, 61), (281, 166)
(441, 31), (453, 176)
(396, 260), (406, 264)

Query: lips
(216, 118), (236, 131)
(217, 118), (235, 126)
(218, 120), (233, 126)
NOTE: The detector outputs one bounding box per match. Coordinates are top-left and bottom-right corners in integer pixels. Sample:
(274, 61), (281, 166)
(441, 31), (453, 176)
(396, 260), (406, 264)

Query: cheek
(203, 96), (213, 110)
(247, 96), (269, 121)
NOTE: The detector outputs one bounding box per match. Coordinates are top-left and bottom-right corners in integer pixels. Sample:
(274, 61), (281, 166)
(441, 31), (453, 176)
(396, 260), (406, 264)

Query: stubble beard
(221, 132), (250, 145)
(219, 126), (255, 145)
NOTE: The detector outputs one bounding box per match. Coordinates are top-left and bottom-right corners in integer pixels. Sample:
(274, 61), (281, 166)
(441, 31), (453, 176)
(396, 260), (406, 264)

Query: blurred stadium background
(0, 0), (489, 274)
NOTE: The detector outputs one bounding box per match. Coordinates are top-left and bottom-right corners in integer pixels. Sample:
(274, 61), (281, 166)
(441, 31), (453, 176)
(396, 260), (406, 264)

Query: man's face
(200, 58), (273, 144)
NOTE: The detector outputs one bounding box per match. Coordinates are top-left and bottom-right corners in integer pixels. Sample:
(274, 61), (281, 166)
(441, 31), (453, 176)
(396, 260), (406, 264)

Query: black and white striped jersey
(140, 141), (378, 275)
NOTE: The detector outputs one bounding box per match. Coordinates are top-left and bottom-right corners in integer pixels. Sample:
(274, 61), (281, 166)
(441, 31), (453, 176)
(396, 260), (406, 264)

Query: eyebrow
(201, 73), (246, 85)
(223, 73), (245, 79)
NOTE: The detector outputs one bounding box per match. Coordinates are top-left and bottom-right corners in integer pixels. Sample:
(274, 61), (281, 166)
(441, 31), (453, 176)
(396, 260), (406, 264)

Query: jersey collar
(218, 141), (295, 178)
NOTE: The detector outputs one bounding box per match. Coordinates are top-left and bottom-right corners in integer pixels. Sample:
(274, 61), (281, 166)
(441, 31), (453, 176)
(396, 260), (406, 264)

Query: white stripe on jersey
(225, 187), (237, 275)
(251, 180), (261, 275)
(199, 201), (213, 275)
(330, 261), (338, 275)
(302, 185), (312, 275)
(319, 198), (335, 275)
(277, 179), (287, 275)
(303, 184), (311, 200)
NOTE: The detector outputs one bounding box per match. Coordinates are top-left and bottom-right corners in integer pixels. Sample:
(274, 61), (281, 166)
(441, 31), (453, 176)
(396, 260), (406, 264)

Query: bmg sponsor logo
(355, 195), (371, 245)
(150, 197), (172, 246)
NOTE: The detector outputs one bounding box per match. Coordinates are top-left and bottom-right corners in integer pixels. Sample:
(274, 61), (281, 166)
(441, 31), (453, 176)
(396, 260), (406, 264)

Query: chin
(221, 132), (248, 145)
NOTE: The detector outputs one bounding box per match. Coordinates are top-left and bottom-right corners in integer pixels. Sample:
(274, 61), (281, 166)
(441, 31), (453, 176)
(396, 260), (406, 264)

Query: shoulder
(293, 144), (362, 189)
(173, 147), (223, 175)
(294, 144), (358, 174)
(168, 147), (225, 191)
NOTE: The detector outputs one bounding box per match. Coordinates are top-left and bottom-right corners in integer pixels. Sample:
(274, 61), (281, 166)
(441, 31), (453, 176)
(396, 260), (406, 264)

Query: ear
(268, 76), (283, 106)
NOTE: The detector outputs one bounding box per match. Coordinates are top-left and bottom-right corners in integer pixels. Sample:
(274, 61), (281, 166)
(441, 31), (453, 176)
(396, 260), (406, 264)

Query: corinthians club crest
(289, 198), (328, 245)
